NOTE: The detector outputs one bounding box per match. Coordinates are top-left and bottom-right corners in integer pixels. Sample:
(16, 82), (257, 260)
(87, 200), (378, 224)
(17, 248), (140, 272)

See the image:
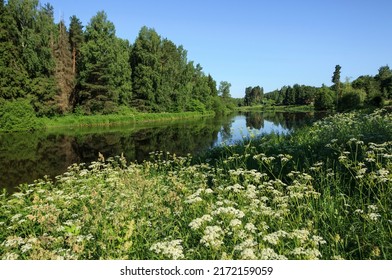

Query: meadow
(1, 109), (391, 260)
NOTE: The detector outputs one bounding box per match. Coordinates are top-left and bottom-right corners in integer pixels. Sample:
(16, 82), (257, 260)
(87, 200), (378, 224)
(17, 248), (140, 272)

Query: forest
(244, 65), (392, 111)
(0, 0), (233, 127)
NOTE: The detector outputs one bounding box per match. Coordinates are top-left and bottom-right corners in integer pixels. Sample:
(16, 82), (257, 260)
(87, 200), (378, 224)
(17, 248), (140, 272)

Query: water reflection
(0, 111), (326, 193)
(216, 111), (326, 145)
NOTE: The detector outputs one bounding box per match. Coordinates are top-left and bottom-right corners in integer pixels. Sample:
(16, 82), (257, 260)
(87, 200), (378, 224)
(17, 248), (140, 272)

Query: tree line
(0, 0), (232, 118)
(244, 65), (392, 111)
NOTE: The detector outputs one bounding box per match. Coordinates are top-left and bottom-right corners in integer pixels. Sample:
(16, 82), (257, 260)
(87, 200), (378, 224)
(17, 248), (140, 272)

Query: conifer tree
(78, 11), (131, 114)
(69, 15), (84, 75)
(53, 20), (74, 113)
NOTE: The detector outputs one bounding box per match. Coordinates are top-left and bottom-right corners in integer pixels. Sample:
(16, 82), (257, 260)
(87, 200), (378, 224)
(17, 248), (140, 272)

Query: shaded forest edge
(0, 1), (235, 132)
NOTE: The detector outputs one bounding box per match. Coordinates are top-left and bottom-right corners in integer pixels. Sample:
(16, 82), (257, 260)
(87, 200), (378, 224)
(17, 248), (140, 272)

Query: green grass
(1, 109), (391, 260)
(42, 111), (215, 129)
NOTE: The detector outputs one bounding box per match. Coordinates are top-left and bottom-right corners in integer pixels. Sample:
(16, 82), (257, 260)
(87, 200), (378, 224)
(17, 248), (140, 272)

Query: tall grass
(1, 110), (391, 260)
(42, 111), (214, 129)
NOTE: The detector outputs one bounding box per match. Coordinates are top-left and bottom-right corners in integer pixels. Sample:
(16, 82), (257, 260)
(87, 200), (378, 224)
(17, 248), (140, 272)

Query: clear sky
(47, 0), (392, 98)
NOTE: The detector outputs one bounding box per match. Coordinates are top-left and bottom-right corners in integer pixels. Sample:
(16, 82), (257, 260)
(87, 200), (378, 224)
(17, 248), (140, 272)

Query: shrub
(314, 87), (334, 111)
(338, 89), (366, 111)
(187, 99), (207, 113)
(0, 99), (43, 132)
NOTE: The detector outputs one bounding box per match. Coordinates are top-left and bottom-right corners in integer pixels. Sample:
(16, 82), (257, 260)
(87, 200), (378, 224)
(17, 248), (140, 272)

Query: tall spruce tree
(78, 11), (131, 114)
(69, 15), (84, 75)
(0, 0), (29, 99)
(131, 26), (161, 111)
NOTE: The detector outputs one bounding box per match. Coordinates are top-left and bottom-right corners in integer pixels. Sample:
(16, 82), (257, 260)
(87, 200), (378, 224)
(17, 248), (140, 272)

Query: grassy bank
(1, 109), (391, 260)
(42, 111), (215, 129)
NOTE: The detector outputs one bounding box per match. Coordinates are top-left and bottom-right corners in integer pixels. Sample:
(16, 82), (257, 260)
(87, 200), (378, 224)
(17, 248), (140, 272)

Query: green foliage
(314, 86), (334, 111)
(1, 1), (223, 126)
(375, 65), (392, 98)
(264, 84), (316, 106)
(77, 11), (132, 114)
(218, 81), (231, 99)
(244, 86), (263, 106)
(0, 99), (42, 131)
(69, 15), (84, 75)
(332, 64), (342, 97)
(187, 99), (206, 113)
(338, 89), (366, 111)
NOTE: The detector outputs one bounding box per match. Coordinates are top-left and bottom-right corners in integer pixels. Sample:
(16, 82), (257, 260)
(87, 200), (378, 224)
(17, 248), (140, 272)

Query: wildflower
(225, 184), (244, 193)
(229, 219), (242, 228)
(263, 230), (288, 245)
(3, 236), (25, 248)
(291, 248), (322, 259)
(244, 223), (257, 233)
(245, 184), (257, 199)
(2, 253), (19, 260)
(150, 239), (184, 260)
(290, 229), (310, 243)
(367, 212), (381, 222)
(311, 235), (327, 245)
(240, 248), (257, 260)
(370, 247), (381, 258)
(204, 188), (214, 194)
(259, 248), (288, 260)
(200, 226), (224, 249)
(189, 215), (213, 230)
(212, 207), (245, 219)
(21, 243), (33, 253)
(10, 214), (23, 222)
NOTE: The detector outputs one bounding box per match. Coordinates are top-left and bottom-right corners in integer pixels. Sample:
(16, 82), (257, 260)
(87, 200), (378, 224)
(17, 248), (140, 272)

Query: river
(0, 111), (326, 193)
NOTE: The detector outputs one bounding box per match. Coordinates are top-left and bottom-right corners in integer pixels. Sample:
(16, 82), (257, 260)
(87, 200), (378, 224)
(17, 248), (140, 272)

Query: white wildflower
(259, 248), (288, 260)
(311, 235), (327, 245)
(367, 213), (381, 221)
(189, 215), (213, 230)
(245, 184), (257, 199)
(204, 188), (214, 194)
(2, 252), (19, 260)
(263, 230), (288, 245)
(229, 219), (242, 228)
(21, 243), (33, 253)
(290, 229), (310, 243)
(212, 207), (245, 219)
(244, 223), (257, 233)
(240, 248), (257, 260)
(200, 226), (224, 249)
(150, 239), (184, 260)
(10, 214), (23, 222)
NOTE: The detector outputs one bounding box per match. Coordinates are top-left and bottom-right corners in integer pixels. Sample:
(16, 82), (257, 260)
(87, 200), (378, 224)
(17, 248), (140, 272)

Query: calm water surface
(0, 111), (325, 193)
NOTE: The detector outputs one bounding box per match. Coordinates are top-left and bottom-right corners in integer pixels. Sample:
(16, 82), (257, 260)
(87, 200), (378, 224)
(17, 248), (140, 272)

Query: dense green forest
(0, 0), (233, 126)
(244, 65), (392, 111)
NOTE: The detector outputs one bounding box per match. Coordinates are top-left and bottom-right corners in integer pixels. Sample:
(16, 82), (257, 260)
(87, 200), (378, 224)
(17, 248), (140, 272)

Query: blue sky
(47, 0), (392, 98)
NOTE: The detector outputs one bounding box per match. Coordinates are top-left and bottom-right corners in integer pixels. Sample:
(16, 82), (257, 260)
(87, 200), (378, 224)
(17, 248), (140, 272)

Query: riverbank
(1, 109), (391, 260)
(0, 110), (215, 132)
(43, 111), (215, 129)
